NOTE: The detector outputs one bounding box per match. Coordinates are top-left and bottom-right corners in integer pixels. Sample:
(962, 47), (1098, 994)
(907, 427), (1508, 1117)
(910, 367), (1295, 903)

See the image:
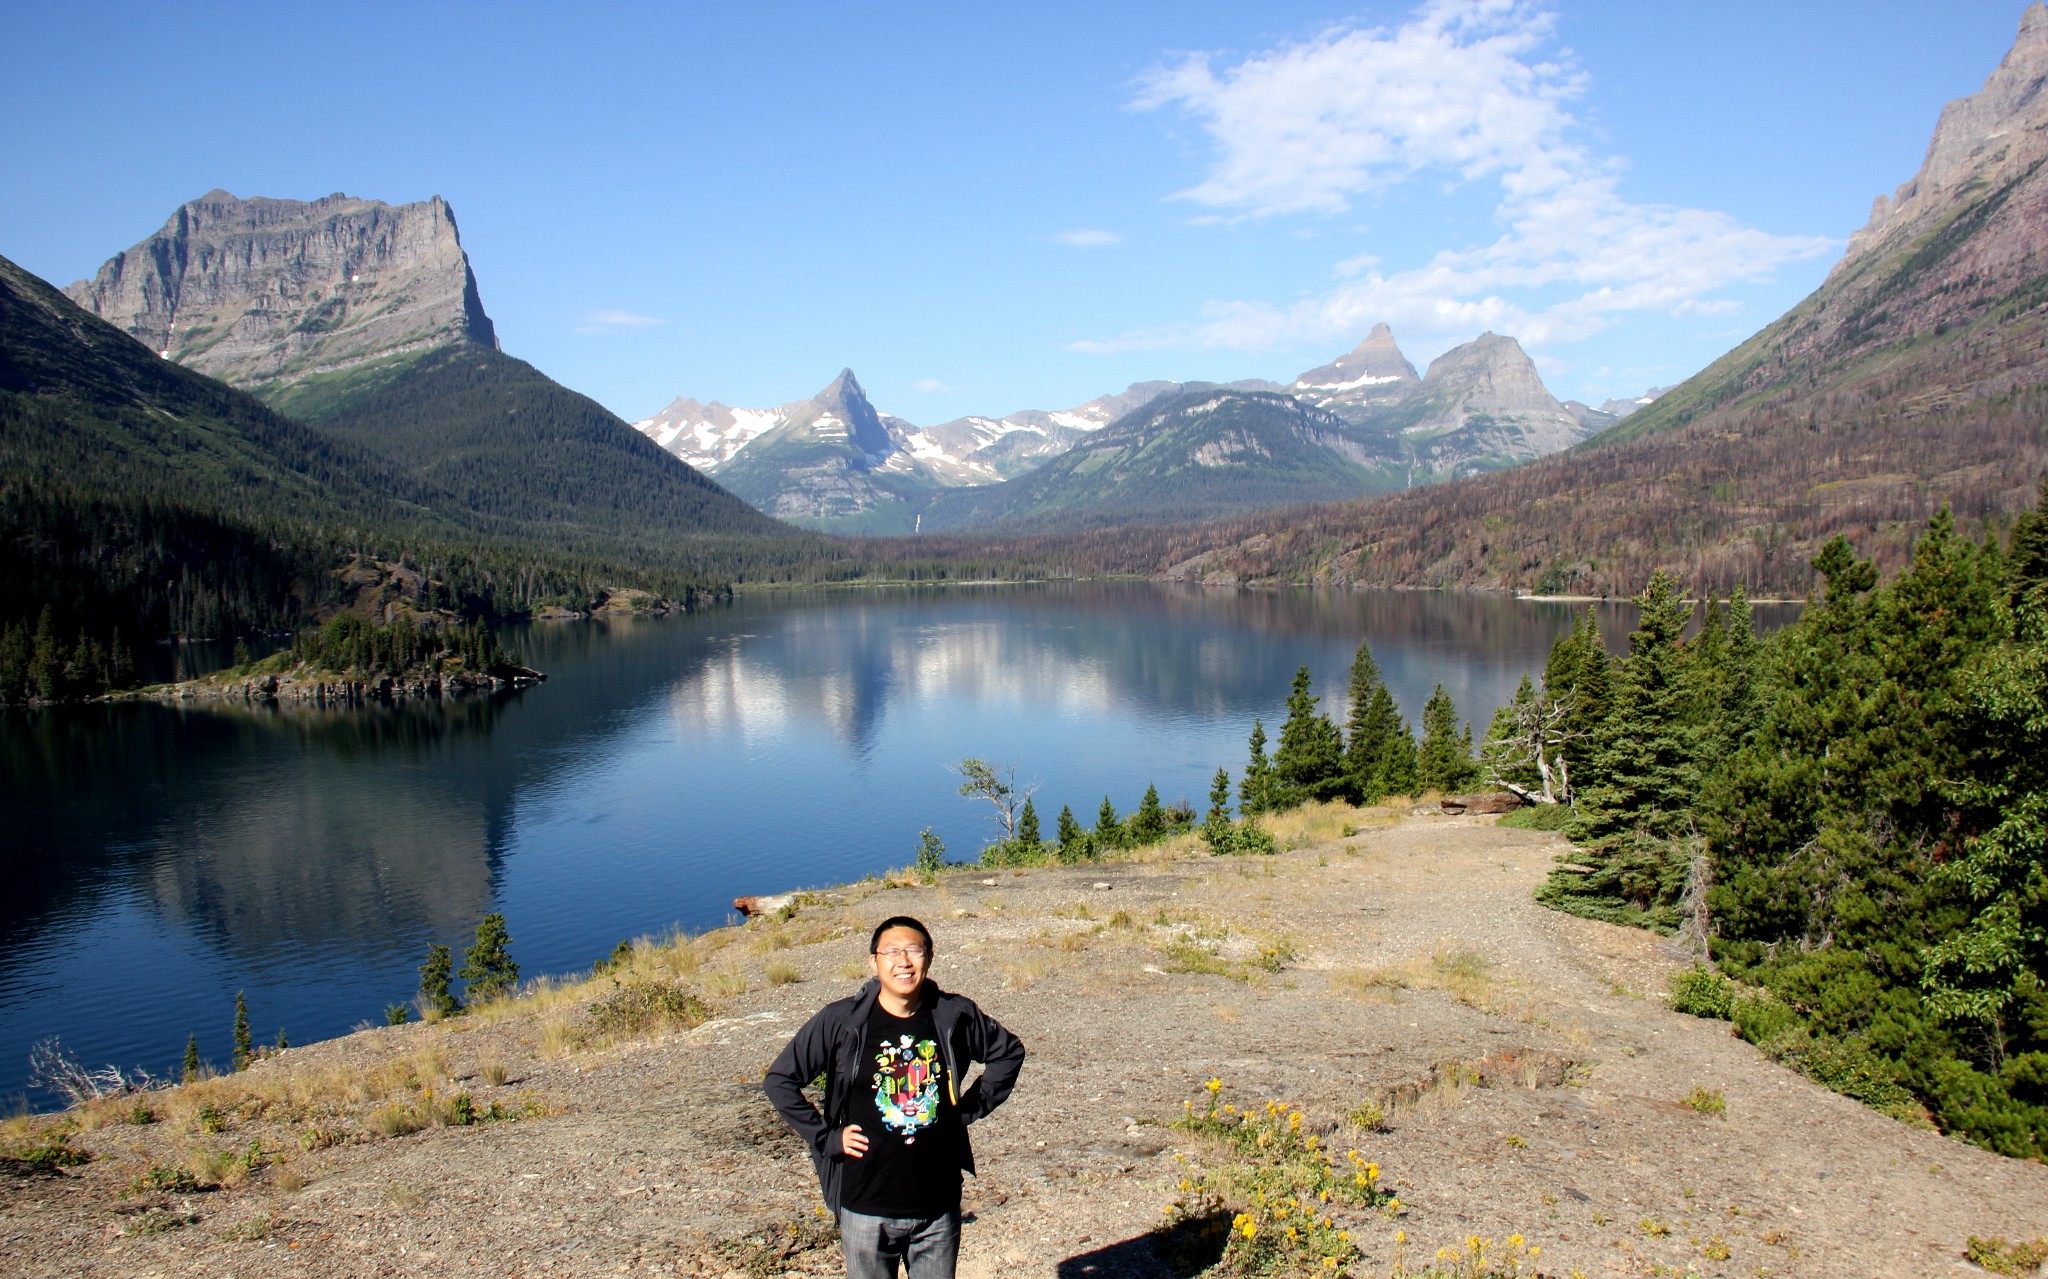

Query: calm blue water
(0, 583), (1787, 1107)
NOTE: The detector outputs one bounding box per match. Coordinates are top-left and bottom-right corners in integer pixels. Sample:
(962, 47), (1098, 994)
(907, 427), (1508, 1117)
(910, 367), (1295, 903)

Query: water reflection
(0, 584), (1794, 1105)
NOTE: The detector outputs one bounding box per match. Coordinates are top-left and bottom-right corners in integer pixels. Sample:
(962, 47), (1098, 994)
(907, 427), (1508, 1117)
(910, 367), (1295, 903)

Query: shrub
(914, 828), (945, 881)
(588, 980), (711, 1038)
(1498, 802), (1573, 831)
(1668, 966), (1736, 1019)
(1730, 990), (1797, 1045)
(458, 913), (519, 1004)
(1965, 1236), (2048, 1276)
(1681, 1085), (1726, 1117)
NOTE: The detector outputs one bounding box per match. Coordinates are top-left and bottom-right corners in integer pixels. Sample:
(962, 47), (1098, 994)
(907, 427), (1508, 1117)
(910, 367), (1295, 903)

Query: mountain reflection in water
(0, 583), (1794, 1106)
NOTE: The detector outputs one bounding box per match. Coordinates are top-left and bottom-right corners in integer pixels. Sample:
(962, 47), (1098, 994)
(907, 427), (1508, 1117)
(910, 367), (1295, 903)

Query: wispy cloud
(1054, 229), (1123, 247)
(911, 378), (960, 393)
(1094, 0), (1832, 356)
(573, 308), (667, 335)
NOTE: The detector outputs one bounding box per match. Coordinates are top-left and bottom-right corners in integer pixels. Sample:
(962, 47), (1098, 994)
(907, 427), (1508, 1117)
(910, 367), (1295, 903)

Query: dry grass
(1258, 799), (1365, 850)
(272, 1166), (307, 1193)
(703, 966), (750, 999)
(764, 959), (802, 987)
(1331, 965), (1408, 1003)
(479, 1060), (510, 1087)
(537, 1014), (583, 1060)
(1001, 956), (1056, 990)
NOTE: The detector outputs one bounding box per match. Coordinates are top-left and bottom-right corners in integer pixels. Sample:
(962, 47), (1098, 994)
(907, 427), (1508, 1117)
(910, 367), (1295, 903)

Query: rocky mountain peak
(65, 190), (497, 395)
(1421, 333), (1553, 404)
(1839, 2), (2048, 271)
(1292, 322), (1422, 393)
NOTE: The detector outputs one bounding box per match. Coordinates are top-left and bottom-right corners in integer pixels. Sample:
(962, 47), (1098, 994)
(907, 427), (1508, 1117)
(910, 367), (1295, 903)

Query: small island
(128, 612), (544, 706)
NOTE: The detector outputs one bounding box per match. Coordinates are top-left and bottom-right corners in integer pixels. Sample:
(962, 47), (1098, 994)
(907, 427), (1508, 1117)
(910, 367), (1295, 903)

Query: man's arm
(763, 1009), (837, 1155)
(957, 1007), (1025, 1125)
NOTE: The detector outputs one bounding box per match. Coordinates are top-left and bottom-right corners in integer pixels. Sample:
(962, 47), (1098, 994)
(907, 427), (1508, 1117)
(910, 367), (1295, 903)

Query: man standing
(764, 915), (1025, 1278)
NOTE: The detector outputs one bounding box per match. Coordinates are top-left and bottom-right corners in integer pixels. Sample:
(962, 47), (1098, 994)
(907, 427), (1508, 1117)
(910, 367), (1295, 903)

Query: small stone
(1092, 882), (1112, 890)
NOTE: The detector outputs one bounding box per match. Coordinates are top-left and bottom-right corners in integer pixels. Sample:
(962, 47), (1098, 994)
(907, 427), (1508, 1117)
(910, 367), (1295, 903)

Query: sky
(2, 1), (2033, 425)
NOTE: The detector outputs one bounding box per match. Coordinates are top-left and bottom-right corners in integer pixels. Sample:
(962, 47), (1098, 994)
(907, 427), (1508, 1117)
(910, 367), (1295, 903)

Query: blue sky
(2, 1), (2031, 424)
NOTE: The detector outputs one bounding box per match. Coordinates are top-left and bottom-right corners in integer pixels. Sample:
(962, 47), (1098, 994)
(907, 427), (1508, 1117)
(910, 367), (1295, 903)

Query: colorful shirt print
(872, 1032), (943, 1142)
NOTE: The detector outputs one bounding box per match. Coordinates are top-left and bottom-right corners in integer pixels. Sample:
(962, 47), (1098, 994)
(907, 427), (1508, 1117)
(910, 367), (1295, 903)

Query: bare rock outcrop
(65, 190), (497, 394)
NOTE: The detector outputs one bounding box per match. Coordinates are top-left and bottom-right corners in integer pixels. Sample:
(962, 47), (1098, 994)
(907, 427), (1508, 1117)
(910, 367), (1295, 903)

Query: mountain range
(633, 323), (1617, 533)
(1123, 3), (2048, 596)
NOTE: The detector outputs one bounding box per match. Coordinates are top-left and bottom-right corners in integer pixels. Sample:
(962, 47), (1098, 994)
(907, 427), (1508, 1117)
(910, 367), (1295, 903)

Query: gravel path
(6, 811), (2044, 1278)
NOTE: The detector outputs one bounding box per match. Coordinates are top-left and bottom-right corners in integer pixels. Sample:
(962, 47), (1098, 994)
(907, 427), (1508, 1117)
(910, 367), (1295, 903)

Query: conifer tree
(1240, 720), (1274, 815)
(1343, 641), (1391, 801)
(1056, 804), (1082, 848)
(1416, 684), (1479, 793)
(1274, 665), (1346, 802)
(1551, 571), (1701, 926)
(1016, 796), (1041, 849)
(232, 991), (252, 1070)
(1543, 608), (1614, 786)
(1094, 795), (1124, 848)
(1480, 675), (1543, 793)
(1377, 717), (1418, 799)
(181, 1033), (200, 1083)
(1129, 784), (1168, 844)
(1207, 768), (1233, 825)
(459, 913), (519, 1004)
(420, 943), (461, 1019)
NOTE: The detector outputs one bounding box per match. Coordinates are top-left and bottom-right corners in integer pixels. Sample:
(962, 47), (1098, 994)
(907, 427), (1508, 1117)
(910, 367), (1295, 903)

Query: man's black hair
(870, 915), (934, 954)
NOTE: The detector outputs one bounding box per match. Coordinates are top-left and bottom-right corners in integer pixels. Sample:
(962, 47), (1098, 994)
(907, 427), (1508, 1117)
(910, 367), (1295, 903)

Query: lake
(0, 583), (1788, 1106)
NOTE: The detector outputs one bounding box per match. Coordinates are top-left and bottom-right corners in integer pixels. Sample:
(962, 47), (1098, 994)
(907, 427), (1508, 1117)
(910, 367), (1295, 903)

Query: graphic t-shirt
(840, 1000), (961, 1217)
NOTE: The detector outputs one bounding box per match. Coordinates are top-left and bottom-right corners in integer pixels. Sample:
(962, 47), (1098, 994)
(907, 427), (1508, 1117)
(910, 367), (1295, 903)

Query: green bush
(1668, 966), (1736, 1019)
(588, 980), (710, 1038)
(1498, 802), (1573, 831)
(1730, 990), (1797, 1046)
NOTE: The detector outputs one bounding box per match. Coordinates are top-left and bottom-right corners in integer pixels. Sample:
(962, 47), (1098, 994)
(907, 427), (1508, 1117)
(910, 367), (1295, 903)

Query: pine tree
(420, 943), (461, 1019)
(1129, 784), (1168, 844)
(459, 913), (519, 1004)
(915, 827), (946, 880)
(181, 1032), (200, 1083)
(1016, 796), (1041, 848)
(1377, 717), (1419, 799)
(1055, 804), (1089, 861)
(1550, 571), (1702, 927)
(1344, 642), (1404, 803)
(1544, 608), (1614, 790)
(1416, 683), (1479, 793)
(1207, 768), (1233, 825)
(1240, 720), (1274, 816)
(1094, 795), (1125, 848)
(1480, 675), (1543, 793)
(1274, 665), (1346, 803)
(232, 991), (252, 1070)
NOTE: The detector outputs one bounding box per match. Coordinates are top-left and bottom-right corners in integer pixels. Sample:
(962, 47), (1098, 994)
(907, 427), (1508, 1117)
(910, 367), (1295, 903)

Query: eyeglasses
(874, 945), (929, 961)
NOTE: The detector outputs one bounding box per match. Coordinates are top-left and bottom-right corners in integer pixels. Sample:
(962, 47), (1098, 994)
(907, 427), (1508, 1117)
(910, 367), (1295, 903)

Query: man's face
(870, 925), (932, 1000)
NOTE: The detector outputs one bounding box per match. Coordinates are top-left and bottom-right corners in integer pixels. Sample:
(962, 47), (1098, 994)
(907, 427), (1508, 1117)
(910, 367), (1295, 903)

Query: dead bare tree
(1481, 694), (1580, 805)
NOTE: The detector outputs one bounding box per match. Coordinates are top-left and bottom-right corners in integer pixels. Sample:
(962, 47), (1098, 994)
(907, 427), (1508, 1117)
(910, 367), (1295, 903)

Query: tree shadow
(1054, 1211), (1229, 1279)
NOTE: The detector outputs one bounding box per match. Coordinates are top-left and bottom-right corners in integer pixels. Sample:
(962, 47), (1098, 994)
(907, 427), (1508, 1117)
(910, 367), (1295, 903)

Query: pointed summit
(1292, 323), (1421, 395)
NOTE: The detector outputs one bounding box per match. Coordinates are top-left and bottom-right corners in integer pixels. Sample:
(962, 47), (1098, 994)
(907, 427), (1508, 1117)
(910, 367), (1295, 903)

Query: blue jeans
(836, 1208), (960, 1279)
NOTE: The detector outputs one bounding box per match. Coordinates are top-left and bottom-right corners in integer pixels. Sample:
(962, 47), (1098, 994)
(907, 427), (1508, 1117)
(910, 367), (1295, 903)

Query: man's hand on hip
(839, 1124), (868, 1157)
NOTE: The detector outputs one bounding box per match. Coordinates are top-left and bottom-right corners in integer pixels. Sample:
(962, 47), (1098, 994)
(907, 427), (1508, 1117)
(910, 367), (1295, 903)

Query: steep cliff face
(710, 369), (944, 525)
(65, 190), (497, 395)
(1840, 2), (2048, 273)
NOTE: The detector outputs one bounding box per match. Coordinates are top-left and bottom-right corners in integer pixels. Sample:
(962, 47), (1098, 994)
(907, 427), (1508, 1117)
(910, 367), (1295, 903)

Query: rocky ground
(5, 807), (2045, 1278)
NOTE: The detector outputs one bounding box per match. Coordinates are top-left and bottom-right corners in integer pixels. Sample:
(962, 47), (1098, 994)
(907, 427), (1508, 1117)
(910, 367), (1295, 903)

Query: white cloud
(1095, 0), (1833, 358)
(573, 309), (666, 335)
(911, 378), (960, 393)
(1054, 229), (1123, 247)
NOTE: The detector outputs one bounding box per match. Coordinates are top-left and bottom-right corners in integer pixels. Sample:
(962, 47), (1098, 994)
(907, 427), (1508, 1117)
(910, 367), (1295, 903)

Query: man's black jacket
(762, 978), (1025, 1213)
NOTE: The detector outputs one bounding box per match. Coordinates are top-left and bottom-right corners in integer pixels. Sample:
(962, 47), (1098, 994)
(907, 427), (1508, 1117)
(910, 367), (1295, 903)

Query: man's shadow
(1052, 1210), (1229, 1279)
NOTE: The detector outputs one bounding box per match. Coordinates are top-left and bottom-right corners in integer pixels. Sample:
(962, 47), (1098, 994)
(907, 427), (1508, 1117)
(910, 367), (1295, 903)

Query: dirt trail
(6, 812), (2045, 1278)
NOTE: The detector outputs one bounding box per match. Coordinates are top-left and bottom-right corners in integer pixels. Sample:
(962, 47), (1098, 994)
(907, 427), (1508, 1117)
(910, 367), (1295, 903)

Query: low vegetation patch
(587, 980), (712, 1040)
(1153, 1080), (1398, 1276)
(1965, 1235), (2048, 1276)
